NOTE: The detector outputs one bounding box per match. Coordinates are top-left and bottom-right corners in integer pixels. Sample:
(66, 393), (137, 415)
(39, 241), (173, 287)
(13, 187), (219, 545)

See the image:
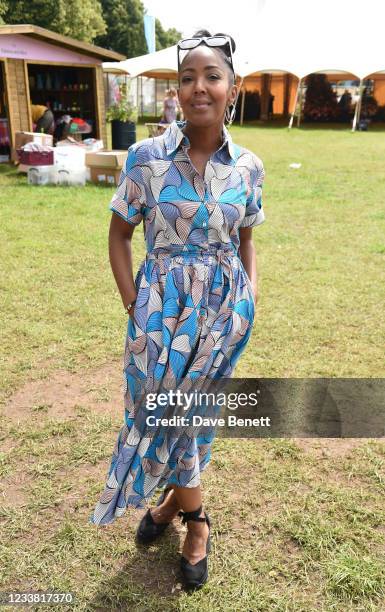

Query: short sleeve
(109, 145), (145, 226)
(240, 155), (265, 228)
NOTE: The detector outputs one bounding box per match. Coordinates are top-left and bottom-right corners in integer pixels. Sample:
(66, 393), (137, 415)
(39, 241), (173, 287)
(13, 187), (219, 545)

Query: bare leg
(150, 485), (180, 524)
(172, 484), (209, 566)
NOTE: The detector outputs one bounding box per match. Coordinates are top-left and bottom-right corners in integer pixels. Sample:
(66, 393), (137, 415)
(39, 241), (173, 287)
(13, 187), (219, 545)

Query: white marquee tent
(103, 0), (385, 130)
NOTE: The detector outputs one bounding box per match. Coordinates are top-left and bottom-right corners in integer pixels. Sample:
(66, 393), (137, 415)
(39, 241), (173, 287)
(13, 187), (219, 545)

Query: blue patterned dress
(90, 120), (265, 526)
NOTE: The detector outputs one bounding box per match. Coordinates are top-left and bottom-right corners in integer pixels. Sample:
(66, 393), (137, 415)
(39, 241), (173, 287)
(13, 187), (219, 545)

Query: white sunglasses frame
(177, 36), (235, 77)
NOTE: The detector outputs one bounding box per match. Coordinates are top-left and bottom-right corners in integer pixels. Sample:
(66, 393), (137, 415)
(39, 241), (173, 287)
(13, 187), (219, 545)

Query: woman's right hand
(125, 296), (137, 320)
(127, 303), (136, 319)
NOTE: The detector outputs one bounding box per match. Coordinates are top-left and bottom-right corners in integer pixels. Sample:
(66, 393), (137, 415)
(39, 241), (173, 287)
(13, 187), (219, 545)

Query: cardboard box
(15, 131), (53, 149)
(54, 146), (86, 167)
(86, 150), (127, 169)
(13, 132), (53, 162)
(89, 166), (122, 186)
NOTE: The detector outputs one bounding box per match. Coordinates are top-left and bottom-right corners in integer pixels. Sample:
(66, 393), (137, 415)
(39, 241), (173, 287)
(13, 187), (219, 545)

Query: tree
(95, 0), (147, 58)
(1, 0), (181, 56)
(1, 0), (106, 43)
(0, 1), (8, 24)
(96, 0), (181, 57)
(56, 0), (106, 42)
(155, 18), (181, 51)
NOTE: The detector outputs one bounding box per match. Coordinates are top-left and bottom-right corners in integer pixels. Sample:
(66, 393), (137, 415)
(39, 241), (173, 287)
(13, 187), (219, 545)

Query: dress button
(202, 222), (207, 227)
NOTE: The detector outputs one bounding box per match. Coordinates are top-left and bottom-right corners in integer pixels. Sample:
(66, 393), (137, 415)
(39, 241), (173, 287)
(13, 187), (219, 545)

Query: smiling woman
(89, 28), (266, 591)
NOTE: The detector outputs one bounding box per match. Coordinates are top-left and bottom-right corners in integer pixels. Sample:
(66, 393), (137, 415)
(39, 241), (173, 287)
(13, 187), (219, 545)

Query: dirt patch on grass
(4, 367), (380, 463)
(0, 458), (111, 524)
(292, 437), (370, 458)
(1, 361), (125, 517)
(3, 361), (123, 424)
(2, 366), (383, 547)
(0, 471), (31, 508)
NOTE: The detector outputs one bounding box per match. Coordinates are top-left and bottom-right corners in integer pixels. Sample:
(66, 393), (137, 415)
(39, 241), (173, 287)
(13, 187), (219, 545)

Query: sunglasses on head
(177, 35), (235, 76)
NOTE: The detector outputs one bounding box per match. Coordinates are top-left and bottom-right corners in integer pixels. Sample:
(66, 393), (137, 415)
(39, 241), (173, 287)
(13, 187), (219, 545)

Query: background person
(160, 87), (183, 123)
(31, 104), (55, 134)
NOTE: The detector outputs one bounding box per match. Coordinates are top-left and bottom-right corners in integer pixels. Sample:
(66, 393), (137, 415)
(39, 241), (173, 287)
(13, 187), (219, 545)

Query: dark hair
(180, 29), (236, 85)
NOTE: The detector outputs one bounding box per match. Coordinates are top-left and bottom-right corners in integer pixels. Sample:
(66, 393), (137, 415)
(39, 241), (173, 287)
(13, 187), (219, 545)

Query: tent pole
(234, 76), (244, 125)
(352, 78), (364, 132)
(297, 79), (303, 127)
(136, 76), (140, 114)
(288, 78), (301, 129)
(283, 73), (292, 117)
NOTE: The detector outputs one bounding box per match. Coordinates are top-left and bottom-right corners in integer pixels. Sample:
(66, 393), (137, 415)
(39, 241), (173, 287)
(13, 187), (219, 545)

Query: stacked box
(15, 131), (53, 148)
(85, 150), (127, 186)
(13, 132), (53, 161)
(17, 149), (54, 165)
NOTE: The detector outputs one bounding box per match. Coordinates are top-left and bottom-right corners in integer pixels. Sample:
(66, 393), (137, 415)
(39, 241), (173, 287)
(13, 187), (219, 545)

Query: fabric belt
(147, 244), (237, 259)
(146, 244), (238, 323)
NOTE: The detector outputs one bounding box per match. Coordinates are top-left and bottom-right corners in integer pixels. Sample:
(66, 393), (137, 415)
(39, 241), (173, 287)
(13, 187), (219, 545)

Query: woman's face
(177, 45), (237, 128)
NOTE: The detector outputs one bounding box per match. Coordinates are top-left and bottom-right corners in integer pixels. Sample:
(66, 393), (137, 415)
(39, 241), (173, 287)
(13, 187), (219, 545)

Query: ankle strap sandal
(178, 504), (206, 525)
(178, 505), (211, 590)
(136, 488), (174, 545)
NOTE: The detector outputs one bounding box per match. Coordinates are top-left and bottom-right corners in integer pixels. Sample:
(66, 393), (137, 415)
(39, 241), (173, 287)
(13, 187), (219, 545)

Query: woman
(160, 87), (182, 123)
(90, 30), (265, 590)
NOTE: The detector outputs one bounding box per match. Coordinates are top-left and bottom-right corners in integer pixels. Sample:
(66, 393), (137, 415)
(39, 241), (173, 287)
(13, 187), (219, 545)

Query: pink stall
(0, 24), (124, 161)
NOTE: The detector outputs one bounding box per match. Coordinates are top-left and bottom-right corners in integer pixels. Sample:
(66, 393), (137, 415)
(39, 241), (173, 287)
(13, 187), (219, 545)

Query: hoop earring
(225, 103), (236, 126)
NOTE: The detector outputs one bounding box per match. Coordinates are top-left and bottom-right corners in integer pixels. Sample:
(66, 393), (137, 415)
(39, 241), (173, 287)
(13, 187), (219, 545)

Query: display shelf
(51, 109), (94, 113)
(30, 88), (92, 93)
(27, 64), (98, 141)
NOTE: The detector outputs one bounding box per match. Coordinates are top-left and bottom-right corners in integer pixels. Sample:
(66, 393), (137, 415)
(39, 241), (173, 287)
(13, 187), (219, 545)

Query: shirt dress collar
(164, 120), (236, 161)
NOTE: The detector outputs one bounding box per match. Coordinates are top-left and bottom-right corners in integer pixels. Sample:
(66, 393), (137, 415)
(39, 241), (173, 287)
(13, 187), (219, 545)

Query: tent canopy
(103, 44), (385, 81)
(103, 45), (178, 79)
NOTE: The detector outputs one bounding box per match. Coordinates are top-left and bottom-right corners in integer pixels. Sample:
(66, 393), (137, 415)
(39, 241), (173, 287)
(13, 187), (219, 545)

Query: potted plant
(106, 82), (138, 150)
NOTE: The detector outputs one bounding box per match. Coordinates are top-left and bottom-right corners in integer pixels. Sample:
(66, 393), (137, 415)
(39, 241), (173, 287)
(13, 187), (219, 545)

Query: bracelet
(125, 299), (136, 314)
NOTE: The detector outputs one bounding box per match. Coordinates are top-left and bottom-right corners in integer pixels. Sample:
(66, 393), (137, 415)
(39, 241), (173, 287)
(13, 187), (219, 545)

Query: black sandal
(136, 487), (175, 544)
(178, 504), (211, 589)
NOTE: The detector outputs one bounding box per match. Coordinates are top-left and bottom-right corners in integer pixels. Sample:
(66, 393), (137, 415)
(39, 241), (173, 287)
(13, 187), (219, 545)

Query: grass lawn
(1, 123), (384, 610)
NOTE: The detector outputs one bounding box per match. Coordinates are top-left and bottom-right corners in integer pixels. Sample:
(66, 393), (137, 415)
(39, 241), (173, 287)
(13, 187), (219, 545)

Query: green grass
(1, 124), (384, 610)
(1, 416), (384, 610)
(1, 123), (384, 399)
